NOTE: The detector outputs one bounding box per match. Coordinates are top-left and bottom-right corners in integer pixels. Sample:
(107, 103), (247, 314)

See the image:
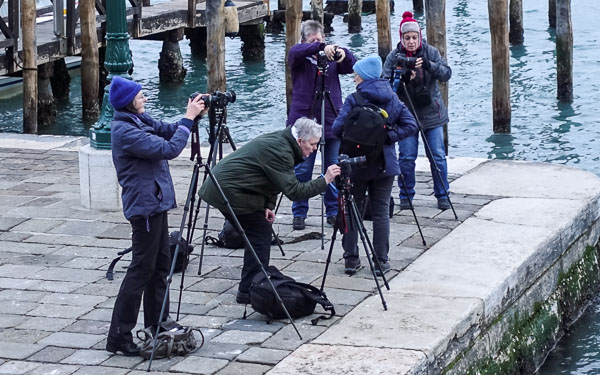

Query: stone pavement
(0, 135), (486, 374)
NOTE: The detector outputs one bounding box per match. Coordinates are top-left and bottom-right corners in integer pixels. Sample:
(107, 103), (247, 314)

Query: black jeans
(225, 211), (272, 294)
(108, 211), (171, 344)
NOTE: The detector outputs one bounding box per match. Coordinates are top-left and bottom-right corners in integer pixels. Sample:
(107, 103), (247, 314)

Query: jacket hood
(356, 79), (397, 106)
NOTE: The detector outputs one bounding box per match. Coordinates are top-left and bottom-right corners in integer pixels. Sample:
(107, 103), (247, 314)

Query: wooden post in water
(311, 0), (324, 25)
(549, 0), (556, 28)
(488, 0), (511, 133)
(376, 0), (391, 62)
(38, 63), (56, 126)
(425, 0), (449, 151)
(556, 0), (572, 101)
(413, 0), (424, 13)
(81, 0), (100, 120)
(285, 0), (302, 111)
(22, 0), (38, 134)
(206, 0), (226, 92)
(348, 0), (362, 33)
(509, 0), (524, 44)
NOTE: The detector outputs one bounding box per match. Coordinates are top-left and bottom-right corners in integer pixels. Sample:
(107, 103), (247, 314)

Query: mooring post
(207, 0), (226, 92)
(375, 0), (391, 62)
(556, 0), (572, 101)
(412, 0), (423, 13)
(312, 0), (324, 25)
(285, 0), (302, 112)
(549, 0), (556, 28)
(159, 29), (187, 83)
(348, 0), (362, 33)
(187, 28), (207, 58)
(81, 0), (100, 120)
(425, 0), (449, 151)
(240, 23), (266, 60)
(50, 59), (71, 101)
(38, 62), (56, 126)
(22, 0), (37, 134)
(509, 0), (524, 44)
(488, 0), (511, 133)
(278, 0), (285, 10)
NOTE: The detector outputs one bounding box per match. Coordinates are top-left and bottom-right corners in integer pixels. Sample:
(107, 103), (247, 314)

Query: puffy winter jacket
(332, 79), (418, 180)
(111, 110), (192, 221)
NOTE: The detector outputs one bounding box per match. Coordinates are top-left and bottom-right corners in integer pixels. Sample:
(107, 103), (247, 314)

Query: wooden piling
(37, 62), (56, 126)
(412, 0), (423, 13)
(278, 0), (285, 10)
(549, 0), (556, 28)
(206, 0), (226, 92)
(375, 0), (391, 62)
(348, 0), (362, 33)
(81, 0), (100, 120)
(488, 0), (511, 133)
(285, 0), (302, 111)
(158, 29), (187, 83)
(22, 0), (38, 134)
(509, 0), (524, 44)
(187, 28), (208, 58)
(50, 59), (71, 101)
(311, 0), (324, 25)
(240, 23), (266, 60)
(556, 0), (572, 101)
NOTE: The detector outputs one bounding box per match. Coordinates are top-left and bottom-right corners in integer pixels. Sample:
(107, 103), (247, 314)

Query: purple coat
(286, 42), (357, 139)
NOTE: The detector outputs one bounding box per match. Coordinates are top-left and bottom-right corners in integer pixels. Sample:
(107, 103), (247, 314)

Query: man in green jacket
(199, 118), (341, 304)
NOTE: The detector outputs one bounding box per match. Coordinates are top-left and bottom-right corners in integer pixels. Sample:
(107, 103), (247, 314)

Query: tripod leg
(204, 165), (303, 340)
(348, 199), (388, 310)
(319, 223), (339, 293)
(271, 226), (285, 257)
(147, 161), (201, 371)
(398, 173), (427, 247)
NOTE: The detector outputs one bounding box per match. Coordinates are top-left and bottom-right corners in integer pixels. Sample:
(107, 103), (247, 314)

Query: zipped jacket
(111, 110), (192, 221)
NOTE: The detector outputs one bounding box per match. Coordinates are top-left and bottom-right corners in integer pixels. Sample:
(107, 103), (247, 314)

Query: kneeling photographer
(107, 76), (206, 357)
(332, 56), (417, 276)
(198, 118), (341, 304)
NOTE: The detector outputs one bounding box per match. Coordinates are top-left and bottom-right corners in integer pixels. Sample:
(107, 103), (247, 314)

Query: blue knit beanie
(353, 55), (382, 81)
(109, 76), (142, 110)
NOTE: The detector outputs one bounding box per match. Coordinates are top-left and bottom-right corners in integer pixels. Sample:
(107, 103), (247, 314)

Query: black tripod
(396, 75), (458, 220)
(319, 169), (390, 311)
(147, 107), (301, 371)
(308, 53), (339, 250)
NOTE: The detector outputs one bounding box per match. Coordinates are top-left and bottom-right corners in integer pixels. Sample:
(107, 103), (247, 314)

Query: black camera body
(190, 90), (236, 109)
(338, 154), (367, 176)
(396, 55), (417, 70)
(317, 47), (343, 70)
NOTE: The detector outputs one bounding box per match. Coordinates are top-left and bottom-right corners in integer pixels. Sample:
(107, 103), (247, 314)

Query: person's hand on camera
(184, 94), (207, 121)
(416, 57), (430, 70)
(334, 47), (346, 62)
(324, 44), (338, 61)
(324, 164), (341, 184)
(265, 208), (275, 224)
(401, 69), (413, 83)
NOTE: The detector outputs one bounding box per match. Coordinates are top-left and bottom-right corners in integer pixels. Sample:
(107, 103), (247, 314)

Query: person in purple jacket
(106, 76), (205, 357)
(287, 20), (357, 230)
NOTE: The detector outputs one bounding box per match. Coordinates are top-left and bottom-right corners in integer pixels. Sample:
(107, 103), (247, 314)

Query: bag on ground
(137, 319), (203, 360)
(340, 91), (388, 165)
(249, 266), (335, 323)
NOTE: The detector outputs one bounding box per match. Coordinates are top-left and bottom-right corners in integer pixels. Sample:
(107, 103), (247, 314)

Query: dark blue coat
(332, 79), (418, 179)
(111, 110), (192, 221)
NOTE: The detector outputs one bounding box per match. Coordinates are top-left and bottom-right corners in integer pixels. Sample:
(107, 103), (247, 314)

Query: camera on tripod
(396, 55), (417, 70)
(317, 47), (343, 70)
(338, 154), (367, 177)
(190, 90), (236, 109)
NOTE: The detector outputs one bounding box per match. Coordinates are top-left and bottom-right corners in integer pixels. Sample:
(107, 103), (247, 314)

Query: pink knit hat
(399, 11), (422, 50)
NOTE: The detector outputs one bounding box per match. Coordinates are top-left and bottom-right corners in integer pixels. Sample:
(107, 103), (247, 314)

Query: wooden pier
(0, 0), (269, 75)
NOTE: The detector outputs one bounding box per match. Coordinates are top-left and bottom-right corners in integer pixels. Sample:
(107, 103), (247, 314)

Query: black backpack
(249, 266), (335, 324)
(340, 91), (388, 164)
(106, 231), (194, 280)
(205, 219), (244, 249)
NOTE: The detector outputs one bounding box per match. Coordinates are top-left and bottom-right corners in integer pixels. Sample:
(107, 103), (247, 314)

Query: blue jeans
(398, 126), (449, 200)
(292, 138), (340, 218)
(342, 175), (394, 263)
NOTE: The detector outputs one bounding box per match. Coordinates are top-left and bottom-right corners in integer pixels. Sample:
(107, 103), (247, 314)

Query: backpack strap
(204, 235), (225, 248)
(106, 246), (132, 281)
(352, 90), (366, 106)
(285, 282), (336, 324)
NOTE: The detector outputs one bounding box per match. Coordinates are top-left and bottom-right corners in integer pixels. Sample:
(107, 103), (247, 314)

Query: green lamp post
(89, 0), (133, 149)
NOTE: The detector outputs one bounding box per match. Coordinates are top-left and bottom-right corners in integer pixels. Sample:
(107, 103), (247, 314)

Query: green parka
(198, 128), (328, 216)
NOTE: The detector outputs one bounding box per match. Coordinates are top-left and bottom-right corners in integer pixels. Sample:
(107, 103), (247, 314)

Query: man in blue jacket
(332, 56), (418, 276)
(106, 76), (205, 356)
(287, 20), (357, 230)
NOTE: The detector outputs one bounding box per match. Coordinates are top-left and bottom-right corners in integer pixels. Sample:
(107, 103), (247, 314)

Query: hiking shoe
(236, 290), (250, 304)
(374, 261), (391, 277)
(106, 341), (140, 357)
(326, 215), (337, 226)
(437, 197), (451, 210)
(292, 216), (305, 230)
(344, 258), (361, 275)
(400, 199), (412, 210)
